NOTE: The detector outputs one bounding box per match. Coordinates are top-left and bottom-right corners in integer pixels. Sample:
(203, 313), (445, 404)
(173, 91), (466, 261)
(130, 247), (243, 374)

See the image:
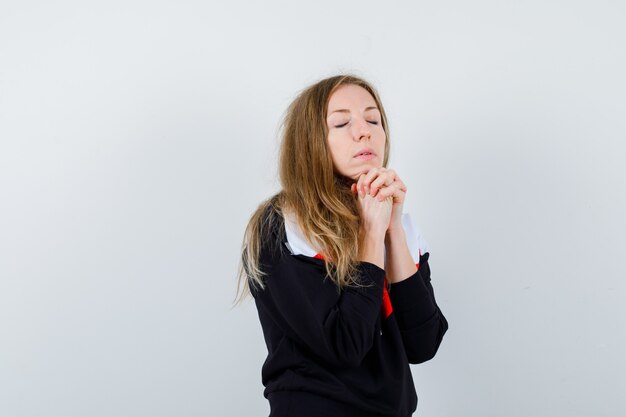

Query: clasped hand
(350, 168), (407, 237)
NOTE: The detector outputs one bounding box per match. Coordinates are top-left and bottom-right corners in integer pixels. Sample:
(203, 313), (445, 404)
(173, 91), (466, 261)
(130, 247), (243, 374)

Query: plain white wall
(1, 1), (625, 416)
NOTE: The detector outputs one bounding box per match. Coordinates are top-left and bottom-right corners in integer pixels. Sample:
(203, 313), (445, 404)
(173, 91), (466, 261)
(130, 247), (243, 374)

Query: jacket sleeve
(388, 252), (448, 364)
(253, 227), (386, 369)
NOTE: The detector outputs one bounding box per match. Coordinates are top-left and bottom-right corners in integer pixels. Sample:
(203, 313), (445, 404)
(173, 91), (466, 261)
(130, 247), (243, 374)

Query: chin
(355, 162), (382, 176)
(337, 162), (383, 181)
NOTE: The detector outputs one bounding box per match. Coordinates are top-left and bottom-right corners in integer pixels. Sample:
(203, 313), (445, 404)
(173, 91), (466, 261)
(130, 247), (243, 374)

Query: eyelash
(335, 121), (378, 128)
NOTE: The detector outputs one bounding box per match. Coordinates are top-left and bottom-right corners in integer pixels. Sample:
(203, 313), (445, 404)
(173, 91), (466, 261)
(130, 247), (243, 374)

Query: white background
(1, 1), (625, 416)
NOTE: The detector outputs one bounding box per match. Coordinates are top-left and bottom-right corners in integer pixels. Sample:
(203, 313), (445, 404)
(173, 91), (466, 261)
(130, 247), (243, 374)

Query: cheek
(327, 138), (343, 164)
(378, 132), (387, 148)
(327, 134), (349, 158)
(340, 143), (353, 161)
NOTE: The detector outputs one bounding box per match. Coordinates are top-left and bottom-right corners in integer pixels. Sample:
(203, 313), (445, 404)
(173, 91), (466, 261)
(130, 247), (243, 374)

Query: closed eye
(335, 121), (379, 128)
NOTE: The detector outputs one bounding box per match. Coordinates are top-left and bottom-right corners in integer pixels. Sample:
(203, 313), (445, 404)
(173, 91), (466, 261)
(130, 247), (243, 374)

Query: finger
(351, 183), (357, 194)
(375, 185), (397, 201)
(357, 173), (367, 198)
(363, 168), (383, 195)
(376, 182), (405, 202)
(369, 176), (388, 197)
(370, 170), (396, 197)
(395, 178), (407, 193)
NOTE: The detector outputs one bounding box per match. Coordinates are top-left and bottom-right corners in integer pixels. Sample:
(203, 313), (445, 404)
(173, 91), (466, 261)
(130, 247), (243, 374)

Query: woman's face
(326, 84), (386, 181)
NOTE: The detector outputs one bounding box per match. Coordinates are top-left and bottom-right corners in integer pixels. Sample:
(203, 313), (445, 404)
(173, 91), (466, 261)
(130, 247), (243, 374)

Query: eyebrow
(327, 106), (379, 117)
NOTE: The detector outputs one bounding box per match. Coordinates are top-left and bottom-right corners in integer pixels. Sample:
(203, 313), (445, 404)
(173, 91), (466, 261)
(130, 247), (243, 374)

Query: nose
(353, 118), (371, 141)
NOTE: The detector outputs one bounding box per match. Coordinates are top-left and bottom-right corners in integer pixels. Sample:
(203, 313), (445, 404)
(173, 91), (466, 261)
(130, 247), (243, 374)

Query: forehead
(327, 84), (377, 113)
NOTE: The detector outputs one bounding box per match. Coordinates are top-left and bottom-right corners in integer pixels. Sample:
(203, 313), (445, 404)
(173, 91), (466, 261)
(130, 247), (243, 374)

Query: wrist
(360, 225), (387, 241)
(358, 233), (386, 269)
(385, 223), (405, 240)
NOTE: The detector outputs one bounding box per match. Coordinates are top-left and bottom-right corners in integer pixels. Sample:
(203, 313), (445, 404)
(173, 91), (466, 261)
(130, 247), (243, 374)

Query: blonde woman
(235, 74), (448, 417)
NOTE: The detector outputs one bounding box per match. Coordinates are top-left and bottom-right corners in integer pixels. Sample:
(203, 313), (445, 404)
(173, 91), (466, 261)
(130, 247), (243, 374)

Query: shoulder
(259, 205), (328, 270)
(282, 208), (323, 258)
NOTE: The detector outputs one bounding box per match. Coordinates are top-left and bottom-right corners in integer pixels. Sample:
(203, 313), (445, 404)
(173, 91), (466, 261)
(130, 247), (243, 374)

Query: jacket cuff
(388, 271), (437, 326)
(355, 261), (386, 289)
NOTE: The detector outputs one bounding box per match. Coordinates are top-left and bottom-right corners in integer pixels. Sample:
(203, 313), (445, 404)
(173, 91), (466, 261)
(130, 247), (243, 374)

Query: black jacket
(251, 208), (448, 417)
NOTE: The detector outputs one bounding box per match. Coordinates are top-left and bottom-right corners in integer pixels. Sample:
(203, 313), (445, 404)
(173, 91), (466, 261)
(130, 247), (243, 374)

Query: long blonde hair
(233, 74), (391, 306)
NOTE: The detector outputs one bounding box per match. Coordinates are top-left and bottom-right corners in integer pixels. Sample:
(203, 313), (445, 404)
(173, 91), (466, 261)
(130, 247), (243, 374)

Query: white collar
(283, 210), (429, 265)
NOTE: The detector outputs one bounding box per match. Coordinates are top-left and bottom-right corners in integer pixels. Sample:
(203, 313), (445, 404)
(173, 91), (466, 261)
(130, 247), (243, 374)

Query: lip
(354, 148), (376, 158)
